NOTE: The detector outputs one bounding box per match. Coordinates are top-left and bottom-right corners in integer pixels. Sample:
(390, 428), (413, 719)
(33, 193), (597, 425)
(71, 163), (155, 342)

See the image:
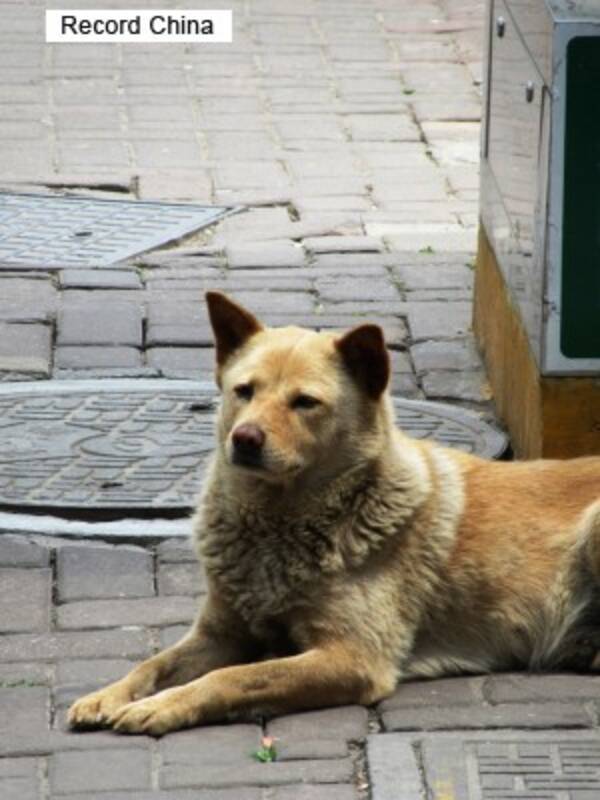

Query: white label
(46, 9), (232, 43)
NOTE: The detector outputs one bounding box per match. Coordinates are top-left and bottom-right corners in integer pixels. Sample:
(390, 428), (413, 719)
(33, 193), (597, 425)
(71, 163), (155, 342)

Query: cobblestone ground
(5, 2), (596, 799)
(0, 0), (490, 410)
(4, 533), (600, 800)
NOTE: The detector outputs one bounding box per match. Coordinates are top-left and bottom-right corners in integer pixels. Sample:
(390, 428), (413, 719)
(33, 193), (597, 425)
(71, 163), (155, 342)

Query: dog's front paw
(108, 688), (198, 736)
(68, 682), (133, 729)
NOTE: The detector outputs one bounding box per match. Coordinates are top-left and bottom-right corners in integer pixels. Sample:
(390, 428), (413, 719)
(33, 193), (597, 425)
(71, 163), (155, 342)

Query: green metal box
(481, 0), (600, 374)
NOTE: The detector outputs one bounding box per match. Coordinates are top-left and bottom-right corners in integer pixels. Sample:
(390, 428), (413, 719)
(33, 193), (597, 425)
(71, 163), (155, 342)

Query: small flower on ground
(253, 736), (277, 763)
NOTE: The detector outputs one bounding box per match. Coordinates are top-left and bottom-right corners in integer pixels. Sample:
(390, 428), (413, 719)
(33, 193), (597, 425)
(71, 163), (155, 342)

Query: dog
(68, 290), (600, 736)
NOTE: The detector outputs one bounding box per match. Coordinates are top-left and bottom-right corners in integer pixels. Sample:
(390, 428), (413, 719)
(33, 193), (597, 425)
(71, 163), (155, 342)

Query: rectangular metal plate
(560, 36), (600, 360)
(0, 193), (236, 269)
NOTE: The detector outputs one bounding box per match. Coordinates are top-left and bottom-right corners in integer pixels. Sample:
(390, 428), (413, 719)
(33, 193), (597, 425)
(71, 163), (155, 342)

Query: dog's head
(206, 291), (392, 485)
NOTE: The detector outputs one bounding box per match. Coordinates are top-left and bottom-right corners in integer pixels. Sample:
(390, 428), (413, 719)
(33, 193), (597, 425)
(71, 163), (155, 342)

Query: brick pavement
(3, 533), (600, 800)
(0, 0), (491, 409)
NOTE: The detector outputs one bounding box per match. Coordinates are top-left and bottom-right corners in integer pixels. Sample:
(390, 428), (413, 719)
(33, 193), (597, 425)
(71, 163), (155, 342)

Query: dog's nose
(232, 424), (265, 464)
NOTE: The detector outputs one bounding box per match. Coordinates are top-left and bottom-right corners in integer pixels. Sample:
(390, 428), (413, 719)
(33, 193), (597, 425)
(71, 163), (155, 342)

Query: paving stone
(379, 677), (485, 711)
(160, 724), (262, 767)
(0, 629), (151, 663)
(56, 792), (259, 800)
(311, 253), (392, 274)
(50, 747), (152, 795)
(412, 92), (481, 122)
(0, 757), (40, 800)
(0, 568), (51, 633)
(293, 195), (372, 214)
(156, 538), (196, 563)
(54, 365), (160, 380)
(403, 287), (473, 302)
(214, 162), (291, 190)
(0, 276), (57, 322)
(316, 276), (399, 303)
(0, 725), (149, 758)
(422, 369), (492, 402)
(213, 217), (362, 247)
(55, 658), (136, 708)
(0, 323), (51, 377)
(137, 253), (223, 271)
(57, 302), (143, 346)
(389, 350), (413, 374)
(394, 264), (474, 292)
(59, 269), (142, 289)
(270, 786), (357, 800)
(221, 271), (312, 292)
(55, 346), (142, 369)
(389, 251), (476, 268)
(161, 755), (353, 790)
(411, 339), (483, 374)
(226, 241), (306, 269)
(0, 661), (51, 688)
(57, 595), (197, 631)
(391, 373), (422, 398)
(275, 115), (346, 142)
(487, 673), (600, 704)
(146, 302), (213, 347)
(407, 301), (473, 340)
(157, 562), (207, 596)
(146, 347), (216, 379)
(214, 291), (314, 315)
(275, 738), (349, 761)
(256, 313), (408, 349)
(267, 706), (369, 743)
(0, 687), (48, 743)
(385, 227), (477, 252)
(381, 701), (593, 731)
(0, 535), (50, 567)
(293, 177), (368, 196)
(345, 113), (420, 141)
(137, 172), (213, 202)
(370, 182), (450, 207)
(368, 733), (423, 800)
(60, 290), (143, 307)
(57, 544), (153, 602)
(302, 236), (383, 253)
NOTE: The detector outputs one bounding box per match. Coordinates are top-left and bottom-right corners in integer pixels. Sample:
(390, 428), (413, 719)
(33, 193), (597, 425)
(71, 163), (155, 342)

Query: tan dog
(69, 291), (600, 736)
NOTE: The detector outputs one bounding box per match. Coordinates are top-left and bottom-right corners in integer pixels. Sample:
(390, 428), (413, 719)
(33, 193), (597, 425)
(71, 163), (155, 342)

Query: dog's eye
(292, 394), (321, 410)
(234, 383), (254, 401)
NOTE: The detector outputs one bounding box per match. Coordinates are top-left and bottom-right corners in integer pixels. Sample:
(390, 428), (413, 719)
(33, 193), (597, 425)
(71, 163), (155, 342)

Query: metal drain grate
(369, 731), (600, 800)
(0, 381), (507, 515)
(0, 193), (236, 269)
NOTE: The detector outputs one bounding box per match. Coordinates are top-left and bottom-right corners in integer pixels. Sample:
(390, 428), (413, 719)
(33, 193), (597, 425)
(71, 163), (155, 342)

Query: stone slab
(0, 567), (51, 633)
(0, 323), (51, 376)
(57, 544), (154, 601)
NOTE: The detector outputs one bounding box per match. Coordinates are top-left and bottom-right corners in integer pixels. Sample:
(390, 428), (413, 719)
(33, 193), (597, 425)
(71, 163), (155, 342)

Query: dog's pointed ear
(206, 291), (263, 366)
(335, 324), (390, 399)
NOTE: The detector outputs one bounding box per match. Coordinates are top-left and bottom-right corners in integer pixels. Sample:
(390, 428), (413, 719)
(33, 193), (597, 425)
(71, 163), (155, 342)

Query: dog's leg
(108, 642), (397, 736)
(68, 598), (258, 729)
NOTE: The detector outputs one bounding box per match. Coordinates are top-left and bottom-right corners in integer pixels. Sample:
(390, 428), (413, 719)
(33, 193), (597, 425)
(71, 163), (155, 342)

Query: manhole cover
(369, 731), (600, 800)
(0, 381), (506, 516)
(0, 193), (236, 269)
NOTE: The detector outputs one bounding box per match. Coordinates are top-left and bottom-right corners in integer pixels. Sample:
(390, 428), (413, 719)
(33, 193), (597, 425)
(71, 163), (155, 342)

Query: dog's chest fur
(194, 461), (424, 627)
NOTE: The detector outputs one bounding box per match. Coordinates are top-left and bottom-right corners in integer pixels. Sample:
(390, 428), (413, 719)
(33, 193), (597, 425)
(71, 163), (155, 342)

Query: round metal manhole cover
(0, 381), (507, 515)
